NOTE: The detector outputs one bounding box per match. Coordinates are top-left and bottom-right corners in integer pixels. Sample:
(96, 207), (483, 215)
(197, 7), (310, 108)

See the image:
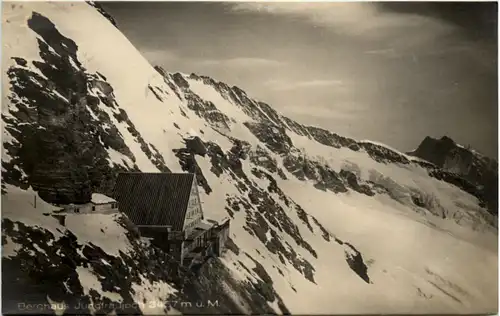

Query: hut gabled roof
(113, 172), (196, 231)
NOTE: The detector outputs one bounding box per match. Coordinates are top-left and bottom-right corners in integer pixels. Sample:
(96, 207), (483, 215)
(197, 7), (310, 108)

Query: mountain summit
(2, 2), (498, 315)
(409, 135), (498, 215)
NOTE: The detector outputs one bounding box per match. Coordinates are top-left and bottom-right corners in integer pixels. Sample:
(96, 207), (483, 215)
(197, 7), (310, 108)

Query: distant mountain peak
(409, 135), (498, 215)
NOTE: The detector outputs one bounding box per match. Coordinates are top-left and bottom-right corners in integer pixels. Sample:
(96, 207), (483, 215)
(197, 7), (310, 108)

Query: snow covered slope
(2, 2), (498, 315)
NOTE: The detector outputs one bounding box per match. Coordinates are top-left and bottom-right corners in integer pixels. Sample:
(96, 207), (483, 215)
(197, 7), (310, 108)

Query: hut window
(75, 208), (80, 213)
(92, 206), (96, 212)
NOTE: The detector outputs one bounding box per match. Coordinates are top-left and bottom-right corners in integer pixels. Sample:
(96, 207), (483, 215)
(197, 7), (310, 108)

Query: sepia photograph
(1, 1), (498, 315)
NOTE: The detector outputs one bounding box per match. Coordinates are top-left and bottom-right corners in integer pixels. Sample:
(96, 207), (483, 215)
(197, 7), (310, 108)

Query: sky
(103, 2), (498, 158)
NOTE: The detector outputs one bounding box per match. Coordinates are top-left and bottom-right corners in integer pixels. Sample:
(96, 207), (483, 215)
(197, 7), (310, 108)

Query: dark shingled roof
(112, 172), (196, 231)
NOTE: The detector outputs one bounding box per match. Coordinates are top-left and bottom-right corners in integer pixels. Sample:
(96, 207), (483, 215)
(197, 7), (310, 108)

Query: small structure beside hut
(112, 172), (230, 274)
(56, 193), (119, 214)
(90, 193), (119, 214)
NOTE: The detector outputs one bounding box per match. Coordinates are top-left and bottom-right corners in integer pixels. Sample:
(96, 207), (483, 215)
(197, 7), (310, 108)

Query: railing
(183, 240), (200, 254)
(168, 230), (185, 241)
(183, 227), (212, 253)
(219, 218), (230, 229)
(183, 219), (230, 254)
(212, 218), (230, 235)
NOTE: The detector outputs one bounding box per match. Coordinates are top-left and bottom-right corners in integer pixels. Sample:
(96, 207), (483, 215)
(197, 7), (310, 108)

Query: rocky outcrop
(249, 146), (287, 180)
(2, 12), (172, 204)
(409, 136), (498, 215)
(342, 243), (371, 284)
(305, 126), (358, 150)
(3, 209), (295, 315)
(359, 142), (411, 165)
(339, 169), (375, 196)
(2, 214), (162, 315)
(177, 72), (497, 219)
(184, 136), (208, 157)
(244, 122), (293, 155)
(86, 1), (118, 27)
(410, 136), (456, 166)
(157, 71), (498, 226)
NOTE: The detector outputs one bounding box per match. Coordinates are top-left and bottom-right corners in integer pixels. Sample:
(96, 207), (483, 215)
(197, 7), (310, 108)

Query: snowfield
(2, 2), (498, 315)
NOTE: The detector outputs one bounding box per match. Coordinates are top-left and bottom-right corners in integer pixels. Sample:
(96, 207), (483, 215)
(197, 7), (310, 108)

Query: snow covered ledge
(51, 193), (119, 215)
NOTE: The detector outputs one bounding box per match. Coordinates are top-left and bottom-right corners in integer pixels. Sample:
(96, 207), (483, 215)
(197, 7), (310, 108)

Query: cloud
(364, 48), (397, 55)
(265, 79), (345, 91)
(281, 102), (363, 122)
(197, 57), (285, 68)
(285, 105), (340, 118)
(229, 3), (457, 49)
(362, 47), (409, 59)
(142, 49), (178, 64)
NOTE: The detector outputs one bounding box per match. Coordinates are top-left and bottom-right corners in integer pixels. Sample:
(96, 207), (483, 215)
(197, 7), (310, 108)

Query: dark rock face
(282, 154), (348, 193)
(87, 1), (118, 27)
(342, 243), (371, 284)
(179, 73), (497, 223)
(359, 142), (410, 165)
(166, 74), (496, 224)
(173, 147), (212, 195)
(174, 254), (291, 315)
(2, 12), (171, 205)
(339, 170), (375, 196)
(148, 85), (164, 102)
(411, 136), (457, 166)
(249, 146), (287, 180)
(306, 126), (358, 149)
(4, 207), (298, 315)
(169, 75), (232, 130)
(171, 72), (190, 89)
(173, 135), (319, 283)
(32, 168), (93, 205)
(185, 136), (208, 157)
(4, 13), (116, 203)
(191, 71), (487, 218)
(410, 136), (498, 215)
(2, 215), (165, 316)
(154, 65), (168, 77)
(244, 122), (293, 155)
(310, 216), (331, 242)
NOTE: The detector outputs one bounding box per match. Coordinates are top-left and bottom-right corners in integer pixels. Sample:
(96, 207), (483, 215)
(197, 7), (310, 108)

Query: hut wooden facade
(112, 172), (230, 267)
